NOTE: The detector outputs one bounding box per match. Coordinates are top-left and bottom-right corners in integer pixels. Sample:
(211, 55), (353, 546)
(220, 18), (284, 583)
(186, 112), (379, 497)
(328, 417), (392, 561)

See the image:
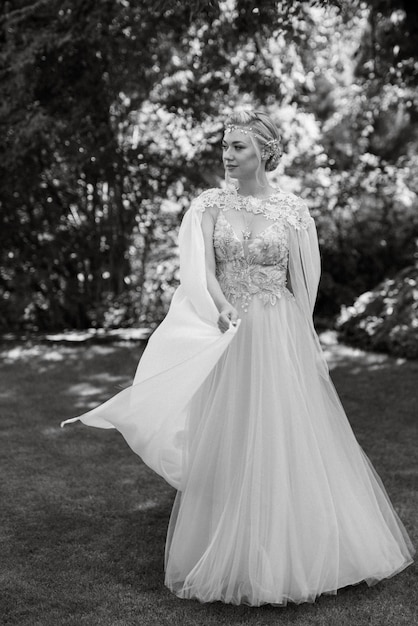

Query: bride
(62, 110), (414, 606)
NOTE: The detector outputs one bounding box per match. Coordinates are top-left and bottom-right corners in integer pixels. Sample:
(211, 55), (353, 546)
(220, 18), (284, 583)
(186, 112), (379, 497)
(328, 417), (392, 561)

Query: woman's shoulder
(190, 187), (231, 214)
(271, 190), (312, 230)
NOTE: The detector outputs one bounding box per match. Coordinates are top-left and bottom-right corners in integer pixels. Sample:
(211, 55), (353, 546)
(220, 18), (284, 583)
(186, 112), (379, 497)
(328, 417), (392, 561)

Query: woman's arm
(201, 208), (239, 332)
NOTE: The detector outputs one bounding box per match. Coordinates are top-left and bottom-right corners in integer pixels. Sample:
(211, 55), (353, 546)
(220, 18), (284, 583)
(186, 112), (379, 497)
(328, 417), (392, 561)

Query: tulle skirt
(164, 293), (414, 606)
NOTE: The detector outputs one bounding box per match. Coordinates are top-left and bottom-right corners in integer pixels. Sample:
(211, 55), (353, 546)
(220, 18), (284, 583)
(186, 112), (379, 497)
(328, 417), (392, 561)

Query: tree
(1, 0), (417, 331)
(0, 0), (323, 329)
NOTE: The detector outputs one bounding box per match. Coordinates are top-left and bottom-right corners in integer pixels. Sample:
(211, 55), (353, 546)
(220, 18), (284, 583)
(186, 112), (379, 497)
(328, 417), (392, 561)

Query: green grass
(0, 337), (417, 626)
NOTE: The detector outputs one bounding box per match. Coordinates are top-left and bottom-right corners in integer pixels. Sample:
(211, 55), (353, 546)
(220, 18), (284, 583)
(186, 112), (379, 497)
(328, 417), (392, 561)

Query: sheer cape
(61, 188), (324, 489)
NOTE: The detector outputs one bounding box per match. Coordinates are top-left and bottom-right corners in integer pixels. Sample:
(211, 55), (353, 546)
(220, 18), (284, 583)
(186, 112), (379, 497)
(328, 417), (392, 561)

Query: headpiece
(224, 124), (255, 136)
(224, 124), (282, 171)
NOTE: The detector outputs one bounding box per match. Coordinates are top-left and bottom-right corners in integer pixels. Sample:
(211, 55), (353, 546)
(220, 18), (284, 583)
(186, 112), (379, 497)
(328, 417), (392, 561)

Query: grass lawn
(0, 336), (417, 626)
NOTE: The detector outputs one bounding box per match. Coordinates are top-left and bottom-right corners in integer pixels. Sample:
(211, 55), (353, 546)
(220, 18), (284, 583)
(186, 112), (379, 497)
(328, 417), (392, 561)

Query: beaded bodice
(192, 187), (311, 313)
(214, 212), (291, 311)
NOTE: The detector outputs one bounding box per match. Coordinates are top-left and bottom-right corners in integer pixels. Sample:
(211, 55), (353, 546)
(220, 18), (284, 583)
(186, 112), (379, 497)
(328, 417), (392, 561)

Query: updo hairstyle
(224, 110), (282, 173)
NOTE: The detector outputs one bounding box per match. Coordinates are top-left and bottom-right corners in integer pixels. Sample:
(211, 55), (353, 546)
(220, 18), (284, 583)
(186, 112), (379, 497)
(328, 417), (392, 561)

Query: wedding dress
(62, 186), (414, 606)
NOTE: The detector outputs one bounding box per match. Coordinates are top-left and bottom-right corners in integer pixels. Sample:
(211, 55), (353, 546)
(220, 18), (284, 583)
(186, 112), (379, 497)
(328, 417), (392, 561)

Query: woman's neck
(235, 176), (274, 199)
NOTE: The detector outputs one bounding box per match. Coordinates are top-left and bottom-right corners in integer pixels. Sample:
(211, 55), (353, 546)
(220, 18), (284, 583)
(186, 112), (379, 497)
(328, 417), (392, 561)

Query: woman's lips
(225, 164), (237, 169)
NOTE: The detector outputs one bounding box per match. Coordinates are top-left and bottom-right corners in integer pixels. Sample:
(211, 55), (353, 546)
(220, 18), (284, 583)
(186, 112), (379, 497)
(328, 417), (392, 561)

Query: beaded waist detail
(216, 260), (293, 312)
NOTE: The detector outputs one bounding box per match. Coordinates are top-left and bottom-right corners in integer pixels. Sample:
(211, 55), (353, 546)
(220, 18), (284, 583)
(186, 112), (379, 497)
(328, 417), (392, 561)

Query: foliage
(289, 0), (418, 315)
(1, 0), (418, 332)
(336, 265), (418, 359)
(0, 0), (306, 330)
(0, 0), (199, 330)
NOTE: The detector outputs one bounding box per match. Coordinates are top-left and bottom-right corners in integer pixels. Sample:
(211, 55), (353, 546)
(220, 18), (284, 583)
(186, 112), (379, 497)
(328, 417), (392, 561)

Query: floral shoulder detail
(233, 189), (312, 231)
(279, 193), (312, 231)
(190, 187), (312, 231)
(190, 188), (230, 213)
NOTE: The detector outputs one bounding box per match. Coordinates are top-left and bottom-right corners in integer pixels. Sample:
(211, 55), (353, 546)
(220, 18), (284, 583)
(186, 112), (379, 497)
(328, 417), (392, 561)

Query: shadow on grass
(0, 341), (145, 422)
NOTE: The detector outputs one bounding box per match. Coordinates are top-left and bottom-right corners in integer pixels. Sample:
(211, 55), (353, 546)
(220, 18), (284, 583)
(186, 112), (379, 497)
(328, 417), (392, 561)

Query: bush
(336, 265), (418, 359)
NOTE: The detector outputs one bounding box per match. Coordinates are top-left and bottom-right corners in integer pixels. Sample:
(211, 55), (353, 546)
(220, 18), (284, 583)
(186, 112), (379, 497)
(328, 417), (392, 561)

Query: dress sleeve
(132, 188), (237, 384)
(178, 193), (220, 325)
(287, 201), (329, 379)
(287, 201), (321, 317)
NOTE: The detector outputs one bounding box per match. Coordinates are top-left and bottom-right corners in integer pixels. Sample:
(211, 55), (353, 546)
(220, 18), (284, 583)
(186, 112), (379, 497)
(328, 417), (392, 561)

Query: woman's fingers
(218, 308), (239, 332)
(217, 312), (227, 332)
(218, 313), (229, 332)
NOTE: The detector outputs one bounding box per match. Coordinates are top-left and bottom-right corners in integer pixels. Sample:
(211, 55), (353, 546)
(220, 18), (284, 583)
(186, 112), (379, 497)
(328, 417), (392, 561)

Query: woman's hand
(218, 304), (239, 333)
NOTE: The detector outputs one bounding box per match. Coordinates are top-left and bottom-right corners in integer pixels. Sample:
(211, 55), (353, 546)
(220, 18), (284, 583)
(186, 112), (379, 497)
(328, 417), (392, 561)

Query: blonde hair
(224, 110), (282, 185)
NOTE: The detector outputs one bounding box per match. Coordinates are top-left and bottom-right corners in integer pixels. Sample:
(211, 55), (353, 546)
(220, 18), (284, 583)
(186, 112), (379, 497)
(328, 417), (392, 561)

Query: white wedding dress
(62, 186), (414, 606)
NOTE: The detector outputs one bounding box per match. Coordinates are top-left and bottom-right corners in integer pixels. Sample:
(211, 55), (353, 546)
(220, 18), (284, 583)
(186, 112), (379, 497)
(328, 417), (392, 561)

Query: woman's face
(222, 129), (261, 180)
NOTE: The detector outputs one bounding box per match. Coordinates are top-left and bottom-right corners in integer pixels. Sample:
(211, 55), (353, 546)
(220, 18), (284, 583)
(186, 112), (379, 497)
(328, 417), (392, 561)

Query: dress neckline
(226, 186), (285, 215)
(230, 186), (284, 203)
(217, 211), (277, 248)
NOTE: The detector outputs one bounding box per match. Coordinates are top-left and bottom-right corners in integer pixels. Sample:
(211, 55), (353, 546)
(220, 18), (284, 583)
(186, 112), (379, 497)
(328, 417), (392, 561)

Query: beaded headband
(224, 124), (282, 171)
(225, 124), (255, 136)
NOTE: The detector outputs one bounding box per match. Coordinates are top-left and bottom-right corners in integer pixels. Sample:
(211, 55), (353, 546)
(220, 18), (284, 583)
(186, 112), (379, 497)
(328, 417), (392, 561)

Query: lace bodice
(192, 187), (312, 313)
(213, 212), (291, 311)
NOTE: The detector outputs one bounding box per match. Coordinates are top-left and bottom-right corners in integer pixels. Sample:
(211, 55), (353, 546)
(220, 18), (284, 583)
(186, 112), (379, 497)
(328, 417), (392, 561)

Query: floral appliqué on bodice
(213, 212), (291, 311)
(193, 187), (312, 313)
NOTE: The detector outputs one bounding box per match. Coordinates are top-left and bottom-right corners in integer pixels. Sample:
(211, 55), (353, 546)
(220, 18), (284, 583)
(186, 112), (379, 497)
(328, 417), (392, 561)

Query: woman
(62, 110), (414, 606)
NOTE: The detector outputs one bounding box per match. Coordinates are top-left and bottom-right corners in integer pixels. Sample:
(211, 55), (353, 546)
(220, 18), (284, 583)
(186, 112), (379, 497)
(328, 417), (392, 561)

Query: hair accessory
(263, 139), (282, 171)
(225, 125), (254, 135)
(261, 138), (280, 160)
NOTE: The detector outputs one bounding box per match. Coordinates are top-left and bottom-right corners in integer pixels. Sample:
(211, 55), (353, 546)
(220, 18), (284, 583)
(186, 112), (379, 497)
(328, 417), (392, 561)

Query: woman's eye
(222, 144), (244, 151)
